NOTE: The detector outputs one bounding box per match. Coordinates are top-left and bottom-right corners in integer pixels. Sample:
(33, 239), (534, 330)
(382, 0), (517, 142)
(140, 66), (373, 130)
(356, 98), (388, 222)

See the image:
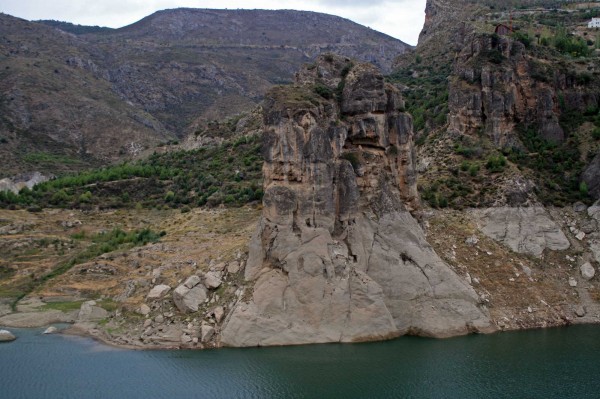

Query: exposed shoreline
(3, 313), (600, 351)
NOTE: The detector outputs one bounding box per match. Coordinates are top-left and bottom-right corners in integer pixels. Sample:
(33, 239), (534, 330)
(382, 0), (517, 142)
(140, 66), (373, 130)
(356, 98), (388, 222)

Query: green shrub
(314, 84), (333, 99)
(79, 191), (92, 203)
(164, 191), (175, 202)
(438, 195), (449, 208)
(512, 31), (531, 48)
(486, 154), (507, 173)
(455, 144), (483, 159)
(468, 164), (480, 177)
(580, 181), (589, 196)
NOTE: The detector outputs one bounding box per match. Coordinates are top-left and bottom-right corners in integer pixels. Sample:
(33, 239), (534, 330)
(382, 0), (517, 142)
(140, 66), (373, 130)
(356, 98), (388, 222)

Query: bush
(314, 84), (333, 99)
(79, 191), (92, 203)
(486, 154), (507, 173)
(512, 31), (531, 48)
(455, 144), (483, 159)
(580, 181), (589, 196)
(468, 163), (480, 177)
(164, 191), (175, 202)
(51, 189), (70, 206)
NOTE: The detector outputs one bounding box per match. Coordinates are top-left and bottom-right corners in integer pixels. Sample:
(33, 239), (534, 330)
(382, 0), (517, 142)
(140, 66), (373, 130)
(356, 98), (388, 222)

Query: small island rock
(0, 329), (16, 342)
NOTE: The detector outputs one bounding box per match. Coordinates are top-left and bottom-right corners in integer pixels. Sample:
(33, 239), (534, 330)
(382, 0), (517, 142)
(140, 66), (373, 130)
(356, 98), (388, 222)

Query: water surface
(1, 325), (599, 398)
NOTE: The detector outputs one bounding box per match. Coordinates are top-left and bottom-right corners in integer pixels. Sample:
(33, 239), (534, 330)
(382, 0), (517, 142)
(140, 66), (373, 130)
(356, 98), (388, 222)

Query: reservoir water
(1, 325), (599, 398)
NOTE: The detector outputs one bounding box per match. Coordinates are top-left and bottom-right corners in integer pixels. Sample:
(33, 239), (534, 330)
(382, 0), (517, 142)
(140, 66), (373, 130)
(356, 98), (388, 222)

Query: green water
(1, 325), (599, 398)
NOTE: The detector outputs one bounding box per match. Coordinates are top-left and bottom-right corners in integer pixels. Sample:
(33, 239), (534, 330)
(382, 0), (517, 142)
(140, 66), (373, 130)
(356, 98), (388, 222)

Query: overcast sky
(0, 0), (426, 45)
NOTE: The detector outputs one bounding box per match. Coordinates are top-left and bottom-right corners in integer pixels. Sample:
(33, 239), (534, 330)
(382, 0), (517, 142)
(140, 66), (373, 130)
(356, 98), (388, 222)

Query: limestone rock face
(448, 35), (565, 148)
(221, 55), (494, 347)
(473, 207), (570, 257)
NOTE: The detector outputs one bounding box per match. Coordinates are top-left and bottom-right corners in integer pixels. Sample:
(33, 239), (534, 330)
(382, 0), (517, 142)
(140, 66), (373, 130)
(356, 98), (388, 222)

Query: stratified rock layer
(221, 56), (494, 347)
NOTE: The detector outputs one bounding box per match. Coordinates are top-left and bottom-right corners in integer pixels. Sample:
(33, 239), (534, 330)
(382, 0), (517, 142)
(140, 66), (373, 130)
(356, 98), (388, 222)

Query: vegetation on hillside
(0, 134), (263, 210)
(387, 59), (451, 142)
(397, 1), (600, 209)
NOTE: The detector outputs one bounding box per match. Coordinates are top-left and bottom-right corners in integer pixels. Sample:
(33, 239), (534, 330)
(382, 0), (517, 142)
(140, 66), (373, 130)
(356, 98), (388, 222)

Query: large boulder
(147, 284), (171, 299)
(589, 201), (600, 222)
(201, 324), (215, 343)
(173, 285), (207, 313)
(580, 262), (596, 281)
(0, 310), (77, 328)
(0, 329), (16, 342)
(203, 272), (222, 289)
(183, 275), (201, 289)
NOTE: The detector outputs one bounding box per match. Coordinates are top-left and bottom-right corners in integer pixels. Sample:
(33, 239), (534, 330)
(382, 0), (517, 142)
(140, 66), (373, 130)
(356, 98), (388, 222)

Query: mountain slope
(85, 8), (410, 134)
(392, 0), (600, 206)
(0, 9), (411, 177)
(0, 13), (172, 176)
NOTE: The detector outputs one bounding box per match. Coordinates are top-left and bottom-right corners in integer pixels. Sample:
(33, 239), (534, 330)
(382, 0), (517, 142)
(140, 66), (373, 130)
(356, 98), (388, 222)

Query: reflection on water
(1, 325), (600, 398)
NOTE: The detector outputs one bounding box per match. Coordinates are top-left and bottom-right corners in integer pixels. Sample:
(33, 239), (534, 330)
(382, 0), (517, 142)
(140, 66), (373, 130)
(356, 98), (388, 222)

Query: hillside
(0, 13), (173, 177)
(391, 0), (600, 207)
(0, 9), (410, 177)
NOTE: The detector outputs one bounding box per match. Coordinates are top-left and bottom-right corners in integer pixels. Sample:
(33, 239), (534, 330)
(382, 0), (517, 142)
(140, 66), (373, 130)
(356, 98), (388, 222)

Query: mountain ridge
(0, 8), (411, 177)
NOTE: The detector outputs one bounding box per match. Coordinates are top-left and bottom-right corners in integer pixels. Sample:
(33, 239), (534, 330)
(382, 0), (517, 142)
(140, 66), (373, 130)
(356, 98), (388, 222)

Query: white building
(589, 18), (600, 28)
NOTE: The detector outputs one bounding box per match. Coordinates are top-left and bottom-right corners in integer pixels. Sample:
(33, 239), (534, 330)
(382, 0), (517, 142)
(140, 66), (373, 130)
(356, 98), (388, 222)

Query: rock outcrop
(0, 172), (51, 194)
(77, 301), (109, 322)
(221, 55), (494, 347)
(472, 207), (570, 257)
(147, 284), (171, 299)
(448, 34), (565, 147)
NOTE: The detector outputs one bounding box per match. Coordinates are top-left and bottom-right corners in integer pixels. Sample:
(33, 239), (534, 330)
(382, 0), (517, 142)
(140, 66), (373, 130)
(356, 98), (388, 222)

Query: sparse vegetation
(387, 63), (450, 138)
(0, 134), (264, 210)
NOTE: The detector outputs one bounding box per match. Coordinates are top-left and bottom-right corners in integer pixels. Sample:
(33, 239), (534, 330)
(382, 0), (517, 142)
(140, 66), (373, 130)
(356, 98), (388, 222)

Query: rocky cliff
(395, 0), (600, 208)
(221, 55), (494, 347)
(448, 35), (566, 147)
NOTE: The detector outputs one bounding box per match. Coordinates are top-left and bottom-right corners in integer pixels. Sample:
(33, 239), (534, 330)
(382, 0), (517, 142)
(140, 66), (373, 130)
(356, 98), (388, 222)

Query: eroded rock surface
(221, 55), (494, 347)
(473, 207), (570, 257)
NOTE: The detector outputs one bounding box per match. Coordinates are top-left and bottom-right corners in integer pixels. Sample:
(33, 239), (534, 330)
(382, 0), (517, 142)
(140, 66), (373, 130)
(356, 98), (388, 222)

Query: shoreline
(3, 315), (600, 351)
